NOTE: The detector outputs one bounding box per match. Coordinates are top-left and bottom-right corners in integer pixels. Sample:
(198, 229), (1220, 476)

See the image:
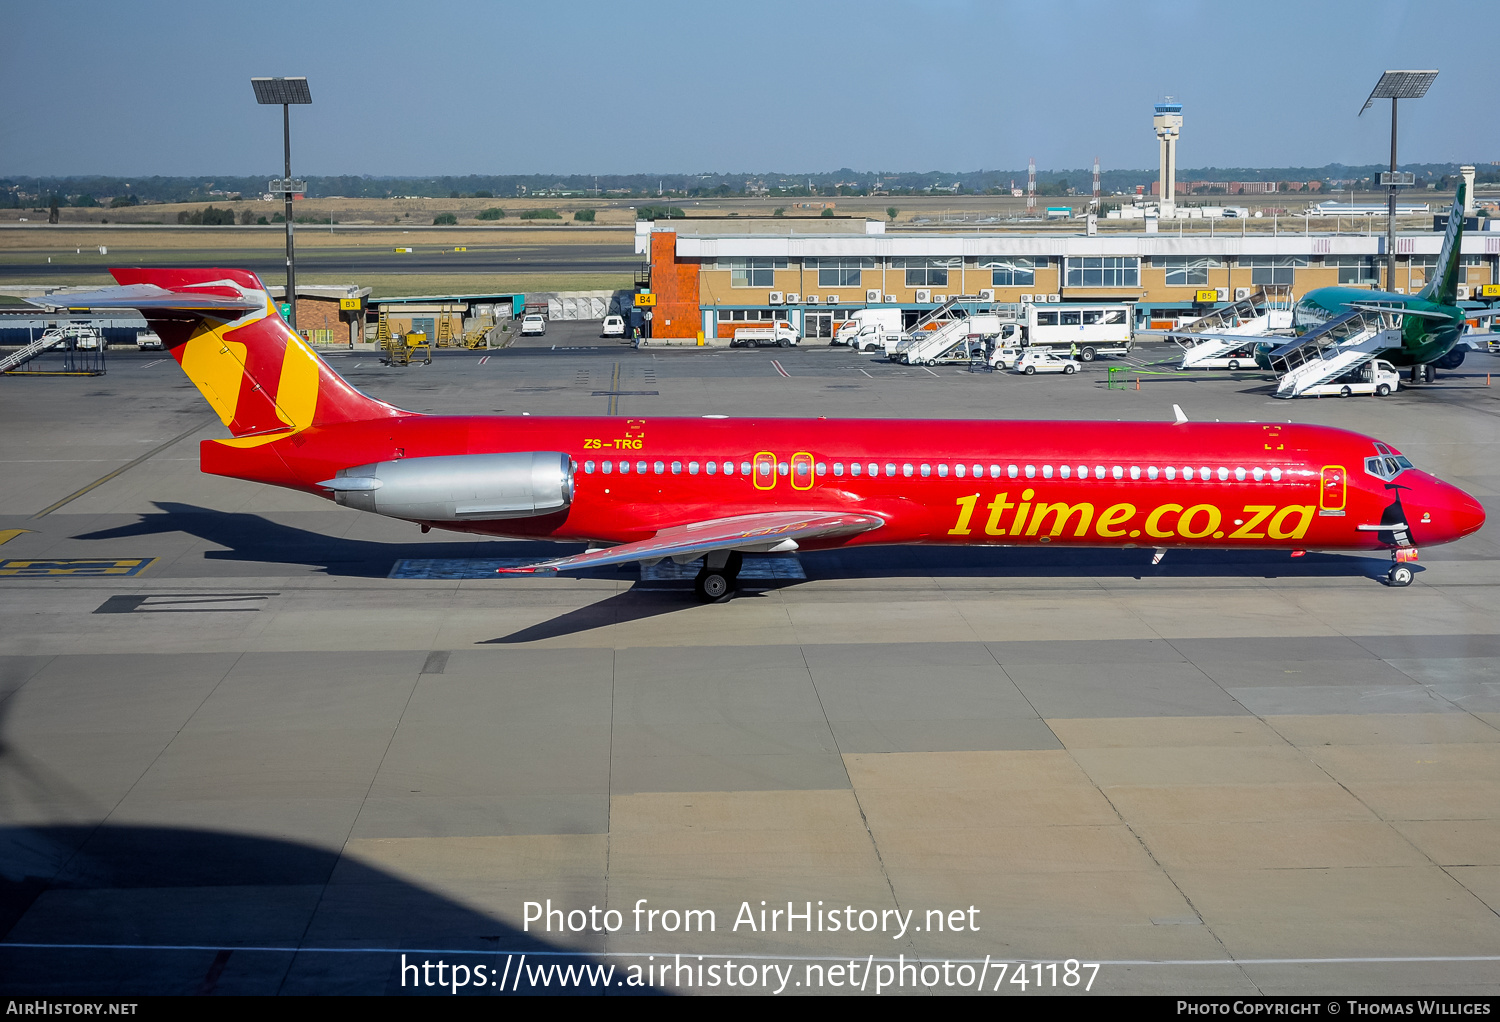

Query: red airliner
(34, 269), (1485, 600)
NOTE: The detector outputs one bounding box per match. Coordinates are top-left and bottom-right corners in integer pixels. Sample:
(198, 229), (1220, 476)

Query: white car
(990, 346), (1023, 370)
(601, 314), (625, 338)
(1015, 350), (1080, 375)
(520, 314), (547, 336)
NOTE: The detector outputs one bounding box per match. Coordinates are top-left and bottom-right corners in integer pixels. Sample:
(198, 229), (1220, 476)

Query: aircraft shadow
(73, 503), (578, 580)
(477, 586), (786, 645)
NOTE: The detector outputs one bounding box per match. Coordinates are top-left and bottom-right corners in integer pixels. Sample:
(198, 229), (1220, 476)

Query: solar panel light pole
(251, 76), (312, 330)
(1359, 70), (1436, 293)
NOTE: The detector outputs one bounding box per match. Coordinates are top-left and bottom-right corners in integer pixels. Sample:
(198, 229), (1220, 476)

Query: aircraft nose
(1414, 475), (1486, 544)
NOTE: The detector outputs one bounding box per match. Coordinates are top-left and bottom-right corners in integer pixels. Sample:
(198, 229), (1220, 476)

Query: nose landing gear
(1385, 548), (1418, 587)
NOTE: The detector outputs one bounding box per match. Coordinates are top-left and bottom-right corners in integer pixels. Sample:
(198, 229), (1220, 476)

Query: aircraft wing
(25, 283), (262, 313)
(496, 510), (885, 574)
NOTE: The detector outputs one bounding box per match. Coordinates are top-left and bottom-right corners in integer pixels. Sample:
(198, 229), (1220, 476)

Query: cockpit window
(1364, 446), (1412, 481)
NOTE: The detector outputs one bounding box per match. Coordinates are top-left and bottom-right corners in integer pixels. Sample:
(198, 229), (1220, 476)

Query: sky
(2, 0), (1494, 178)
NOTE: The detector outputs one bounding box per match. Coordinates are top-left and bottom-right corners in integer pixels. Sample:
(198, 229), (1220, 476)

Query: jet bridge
(1267, 309), (1403, 398)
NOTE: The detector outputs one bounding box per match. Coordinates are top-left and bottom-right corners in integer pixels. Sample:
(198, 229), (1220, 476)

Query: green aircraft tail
(1418, 182), (1466, 306)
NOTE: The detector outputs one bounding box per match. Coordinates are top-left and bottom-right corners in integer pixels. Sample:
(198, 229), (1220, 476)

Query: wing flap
(497, 510), (885, 574)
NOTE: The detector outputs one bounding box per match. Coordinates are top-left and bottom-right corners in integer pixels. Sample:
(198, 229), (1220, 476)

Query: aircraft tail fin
(1418, 183), (1466, 306)
(30, 269), (401, 438)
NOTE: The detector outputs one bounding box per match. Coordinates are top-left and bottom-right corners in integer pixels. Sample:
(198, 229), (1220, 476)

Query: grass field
(0, 225), (630, 251)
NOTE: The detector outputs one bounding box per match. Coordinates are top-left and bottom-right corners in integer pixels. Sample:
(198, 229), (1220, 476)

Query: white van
(1301, 359), (1401, 398)
(834, 308), (903, 347)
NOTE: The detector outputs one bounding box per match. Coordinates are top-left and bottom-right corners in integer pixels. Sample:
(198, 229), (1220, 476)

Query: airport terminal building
(637, 218), (1500, 340)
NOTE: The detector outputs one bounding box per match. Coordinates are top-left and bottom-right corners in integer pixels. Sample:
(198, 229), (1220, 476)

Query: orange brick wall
(650, 231), (701, 338)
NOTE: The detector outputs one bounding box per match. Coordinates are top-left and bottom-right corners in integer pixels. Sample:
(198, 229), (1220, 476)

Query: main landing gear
(694, 551), (743, 603)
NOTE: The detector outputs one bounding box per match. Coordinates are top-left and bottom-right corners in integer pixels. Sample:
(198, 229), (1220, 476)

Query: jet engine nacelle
(322, 452), (573, 522)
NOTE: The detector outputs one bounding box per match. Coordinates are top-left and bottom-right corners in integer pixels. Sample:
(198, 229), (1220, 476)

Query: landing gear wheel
(694, 552), (742, 603)
(695, 570), (730, 602)
(1387, 564), (1414, 587)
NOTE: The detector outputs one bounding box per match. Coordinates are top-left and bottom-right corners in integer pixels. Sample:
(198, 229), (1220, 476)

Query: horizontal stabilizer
(498, 510), (885, 574)
(25, 283), (263, 313)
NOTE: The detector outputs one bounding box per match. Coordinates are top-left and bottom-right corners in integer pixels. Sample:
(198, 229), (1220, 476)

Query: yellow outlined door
(1320, 465), (1346, 516)
(791, 452), (815, 491)
(754, 451), (777, 491)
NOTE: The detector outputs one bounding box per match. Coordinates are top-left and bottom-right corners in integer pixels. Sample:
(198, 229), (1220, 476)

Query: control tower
(1153, 99), (1183, 218)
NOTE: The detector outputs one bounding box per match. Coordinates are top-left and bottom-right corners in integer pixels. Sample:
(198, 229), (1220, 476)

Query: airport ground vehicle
(601, 315), (625, 338)
(834, 309), (903, 346)
(731, 321), (799, 347)
(1018, 304), (1133, 361)
(843, 324), (909, 353)
(894, 314), (1006, 365)
(520, 314), (547, 336)
(1300, 359), (1400, 399)
(32, 269), (1485, 601)
(1015, 350), (1080, 375)
(1182, 344), (1258, 371)
(49, 324), (105, 350)
(136, 328), (165, 350)
(990, 346), (1023, 370)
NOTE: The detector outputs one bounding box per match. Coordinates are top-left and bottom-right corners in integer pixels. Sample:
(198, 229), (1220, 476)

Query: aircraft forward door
(1320, 465), (1347, 516)
(754, 452), (777, 491)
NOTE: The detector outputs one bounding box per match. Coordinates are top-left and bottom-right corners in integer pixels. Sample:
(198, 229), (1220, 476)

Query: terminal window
(807, 258), (877, 288)
(893, 258), (960, 288)
(1328, 257), (1379, 285)
(1064, 257), (1139, 288)
(721, 258), (788, 287)
(981, 258), (1037, 287)
(1156, 256), (1224, 286)
(1240, 256), (1306, 286)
